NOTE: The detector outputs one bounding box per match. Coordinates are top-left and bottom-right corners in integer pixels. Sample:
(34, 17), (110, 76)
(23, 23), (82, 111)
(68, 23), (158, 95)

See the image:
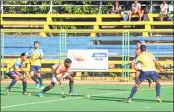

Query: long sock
(38, 76), (43, 86)
(69, 80), (74, 92)
(135, 77), (139, 83)
(22, 81), (27, 93)
(128, 86), (137, 99)
(7, 79), (17, 90)
(31, 76), (39, 84)
(42, 85), (54, 93)
(156, 83), (161, 97)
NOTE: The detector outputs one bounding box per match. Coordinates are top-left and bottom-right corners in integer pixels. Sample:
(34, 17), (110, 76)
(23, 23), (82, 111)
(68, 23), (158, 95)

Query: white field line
(1, 86), (173, 109)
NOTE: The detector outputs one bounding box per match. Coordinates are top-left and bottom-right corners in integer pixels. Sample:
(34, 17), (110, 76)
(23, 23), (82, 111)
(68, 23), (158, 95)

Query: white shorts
(51, 73), (69, 83)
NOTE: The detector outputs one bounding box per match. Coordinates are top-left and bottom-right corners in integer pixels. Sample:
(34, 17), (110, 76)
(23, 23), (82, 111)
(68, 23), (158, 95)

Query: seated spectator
(107, 1), (121, 14)
(160, 0), (168, 21)
(121, 1), (131, 21)
(167, 1), (173, 21)
(107, 6), (116, 14)
(143, 2), (150, 21)
(114, 1), (122, 14)
(129, 0), (143, 21)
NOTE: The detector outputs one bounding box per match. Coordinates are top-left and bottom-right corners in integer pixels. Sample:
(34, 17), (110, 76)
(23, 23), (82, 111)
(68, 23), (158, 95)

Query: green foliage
(3, 1), (112, 14)
(3, 1), (114, 30)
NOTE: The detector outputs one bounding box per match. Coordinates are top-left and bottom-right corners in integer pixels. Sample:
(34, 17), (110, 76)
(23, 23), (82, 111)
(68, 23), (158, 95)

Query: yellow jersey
(29, 48), (43, 66)
(135, 52), (157, 72)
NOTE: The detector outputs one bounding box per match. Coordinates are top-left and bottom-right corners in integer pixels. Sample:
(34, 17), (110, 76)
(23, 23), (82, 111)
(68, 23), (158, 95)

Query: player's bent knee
(36, 73), (41, 77)
(68, 76), (74, 82)
(51, 82), (56, 88)
(70, 79), (74, 82)
(30, 72), (34, 77)
(15, 77), (19, 80)
(72, 73), (76, 77)
(135, 81), (141, 87)
(155, 80), (160, 84)
(135, 84), (139, 88)
(14, 75), (20, 80)
(22, 79), (27, 82)
(49, 85), (54, 89)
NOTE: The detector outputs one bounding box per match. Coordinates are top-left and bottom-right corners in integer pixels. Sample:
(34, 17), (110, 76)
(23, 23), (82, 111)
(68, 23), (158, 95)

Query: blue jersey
(9, 58), (23, 72)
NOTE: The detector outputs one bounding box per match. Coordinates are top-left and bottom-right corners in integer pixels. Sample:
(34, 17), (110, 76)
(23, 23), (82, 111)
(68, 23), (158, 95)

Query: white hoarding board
(68, 49), (108, 71)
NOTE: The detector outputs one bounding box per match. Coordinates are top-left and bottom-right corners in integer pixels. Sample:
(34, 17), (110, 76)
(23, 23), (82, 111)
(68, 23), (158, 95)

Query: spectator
(167, 1), (173, 21)
(160, 0), (168, 21)
(121, 1), (131, 21)
(129, 0), (142, 21)
(107, 6), (116, 14)
(107, 1), (121, 14)
(143, 2), (150, 21)
(114, 1), (122, 14)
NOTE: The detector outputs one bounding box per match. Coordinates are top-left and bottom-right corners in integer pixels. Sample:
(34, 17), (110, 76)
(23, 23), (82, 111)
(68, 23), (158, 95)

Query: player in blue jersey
(6, 52), (30, 95)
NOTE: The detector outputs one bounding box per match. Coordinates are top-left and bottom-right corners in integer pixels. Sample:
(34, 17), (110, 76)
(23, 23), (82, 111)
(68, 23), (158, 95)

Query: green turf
(1, 83), (173, 111)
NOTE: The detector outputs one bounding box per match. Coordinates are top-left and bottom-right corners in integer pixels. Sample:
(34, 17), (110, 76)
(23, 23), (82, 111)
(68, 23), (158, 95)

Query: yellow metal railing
(1, 59), (173, 73)
(1, 59), (173, 81)
(1, 14), (173, 37)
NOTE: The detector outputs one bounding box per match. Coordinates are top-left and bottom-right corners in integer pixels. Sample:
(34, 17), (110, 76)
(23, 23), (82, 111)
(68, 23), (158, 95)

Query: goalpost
(59, 30), (67, 64)
(122, 31), (130, 82)
(1, 32), (5, 80)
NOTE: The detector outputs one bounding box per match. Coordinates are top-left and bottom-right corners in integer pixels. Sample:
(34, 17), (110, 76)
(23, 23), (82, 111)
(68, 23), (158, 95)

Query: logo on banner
(92, 53), (107, 61)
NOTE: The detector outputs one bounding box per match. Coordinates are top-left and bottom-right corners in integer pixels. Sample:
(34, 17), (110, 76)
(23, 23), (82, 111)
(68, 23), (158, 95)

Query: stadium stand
(3, 36), (173, 57)
(1, 0), (173, 81)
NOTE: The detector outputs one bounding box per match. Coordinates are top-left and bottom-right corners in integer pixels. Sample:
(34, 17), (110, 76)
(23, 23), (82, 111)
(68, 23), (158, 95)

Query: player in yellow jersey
(127, 45), (164, 103)
(29, 41), (44, 89)
(131, 41), (153, 90)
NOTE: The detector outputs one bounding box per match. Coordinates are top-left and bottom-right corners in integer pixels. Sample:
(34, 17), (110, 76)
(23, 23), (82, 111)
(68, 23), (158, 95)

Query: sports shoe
(6, 88), (10, 96)
(69, 91), (77, 95)
(22, 92), (31, 96)
(126, 98), (132, 103)
(39, 86), (44, 90)
(35, 83), (40, 89)
(156, 96), (162, 102)
(39, 91), (44, 97)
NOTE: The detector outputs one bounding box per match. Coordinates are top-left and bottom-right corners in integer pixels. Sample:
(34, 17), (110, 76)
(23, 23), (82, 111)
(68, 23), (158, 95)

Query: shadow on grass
(91, 96), (173, 103)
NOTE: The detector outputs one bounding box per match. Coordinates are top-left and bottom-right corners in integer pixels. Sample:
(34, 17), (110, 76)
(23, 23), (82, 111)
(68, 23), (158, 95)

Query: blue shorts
(7, 71), (15, 79)
(30, 65), (41, 72)
(139, 71), (158, 82)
